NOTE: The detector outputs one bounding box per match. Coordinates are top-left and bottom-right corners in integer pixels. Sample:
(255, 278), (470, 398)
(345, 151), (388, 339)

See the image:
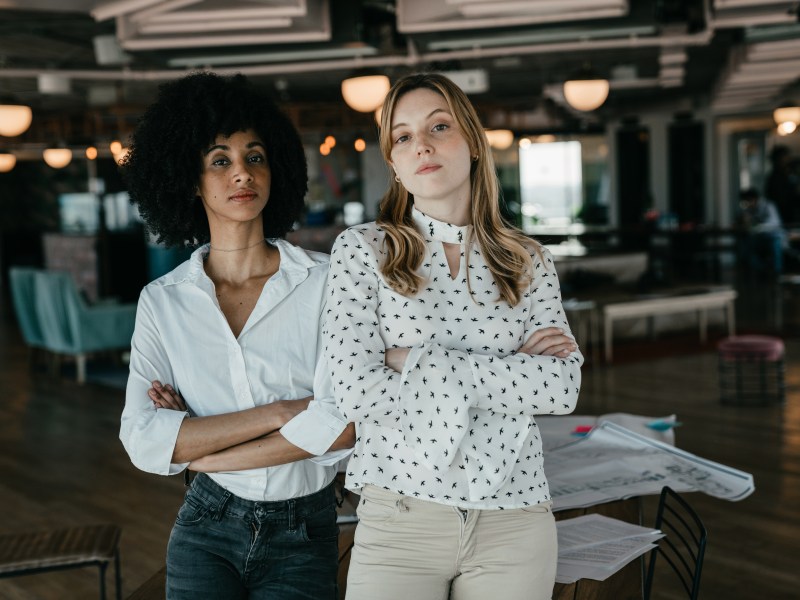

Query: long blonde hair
(376, 72), (537, 306)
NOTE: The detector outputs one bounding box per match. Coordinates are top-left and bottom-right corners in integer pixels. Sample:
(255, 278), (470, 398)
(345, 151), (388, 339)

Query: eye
(210, 156), (230, 167)
(247, 153), (265, 164)
(394, 134), (410, 144)
(432, 123), (449, 132)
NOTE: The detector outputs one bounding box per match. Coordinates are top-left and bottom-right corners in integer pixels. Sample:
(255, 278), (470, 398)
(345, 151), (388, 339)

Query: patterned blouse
(323, 207), (583, 509)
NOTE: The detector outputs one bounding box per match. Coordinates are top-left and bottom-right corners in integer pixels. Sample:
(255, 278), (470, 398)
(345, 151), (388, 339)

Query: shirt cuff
(280, 399), (347, 456)
(144, 408), (190, 475)
(308, 447), (353, 467)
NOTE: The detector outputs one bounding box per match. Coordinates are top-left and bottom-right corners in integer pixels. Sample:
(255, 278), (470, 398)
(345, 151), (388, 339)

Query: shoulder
(333, 222), (386, 254)
(144, 246), (205, 292)
(274, 238), (330, 267)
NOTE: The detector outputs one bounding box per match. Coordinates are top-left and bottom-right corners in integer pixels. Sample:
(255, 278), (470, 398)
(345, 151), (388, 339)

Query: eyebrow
(391, 107), (449, 131)
(203, 141), (266, 156)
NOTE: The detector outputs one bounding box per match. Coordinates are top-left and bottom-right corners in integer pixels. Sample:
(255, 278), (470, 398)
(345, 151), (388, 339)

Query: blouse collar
(411, 206), (471, 244)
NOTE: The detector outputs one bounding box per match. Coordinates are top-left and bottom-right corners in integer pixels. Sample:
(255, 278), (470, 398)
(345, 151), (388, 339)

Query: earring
(472, 155), (478, 162)
(394, 175), (401, 182)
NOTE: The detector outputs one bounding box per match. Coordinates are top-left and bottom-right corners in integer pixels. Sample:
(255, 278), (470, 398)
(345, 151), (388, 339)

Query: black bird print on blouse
(323, 207), (583, 508)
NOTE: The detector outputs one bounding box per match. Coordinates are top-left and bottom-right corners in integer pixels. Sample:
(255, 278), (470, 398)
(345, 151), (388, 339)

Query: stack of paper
(555, 514), (664, 584)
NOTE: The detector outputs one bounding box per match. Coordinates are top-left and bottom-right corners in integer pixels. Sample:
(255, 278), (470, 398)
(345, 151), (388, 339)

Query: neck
(209, 238), (265, 252)
(414, 197), (471, 226)
(204, 239), (278, 285)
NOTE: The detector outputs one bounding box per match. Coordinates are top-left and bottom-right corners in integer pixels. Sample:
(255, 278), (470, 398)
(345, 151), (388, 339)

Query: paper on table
(554, 514), (663, 584)
(557, 513), (663, 553)
(545, 422), (755, 511)
(537, 412), (677, 451)
(555, 543), (657, 584)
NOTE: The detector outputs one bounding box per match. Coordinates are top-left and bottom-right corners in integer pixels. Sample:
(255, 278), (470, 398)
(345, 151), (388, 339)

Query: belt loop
(288, 498), (297, 531)
(212, 489), (232, 522)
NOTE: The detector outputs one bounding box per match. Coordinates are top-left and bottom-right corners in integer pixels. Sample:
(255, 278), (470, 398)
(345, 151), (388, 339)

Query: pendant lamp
(0, 104), (33, 137)
(0, 152), (17, 172)
(563, 79), (609, 112)
(43, 147), (73, 169)
(341, 74), (390, 113)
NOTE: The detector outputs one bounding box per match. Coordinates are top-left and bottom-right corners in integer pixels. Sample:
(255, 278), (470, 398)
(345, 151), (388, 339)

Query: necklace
(209, 238), (266, 253)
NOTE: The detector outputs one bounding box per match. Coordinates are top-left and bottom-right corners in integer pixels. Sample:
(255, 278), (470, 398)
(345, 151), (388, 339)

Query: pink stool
(718, 335), (785, 405)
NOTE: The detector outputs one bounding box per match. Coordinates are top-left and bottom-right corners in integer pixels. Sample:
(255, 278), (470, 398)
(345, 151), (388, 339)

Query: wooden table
(602, 288), (737, 361)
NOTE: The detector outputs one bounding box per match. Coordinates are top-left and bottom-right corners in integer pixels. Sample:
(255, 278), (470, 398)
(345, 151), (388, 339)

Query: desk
(553, 498), (643, 600)
(602, 288), (737, 362)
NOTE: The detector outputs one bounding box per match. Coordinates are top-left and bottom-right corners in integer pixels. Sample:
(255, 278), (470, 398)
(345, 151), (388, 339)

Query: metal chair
(644, 486), (707, 600)
(0, 524), (122, 600)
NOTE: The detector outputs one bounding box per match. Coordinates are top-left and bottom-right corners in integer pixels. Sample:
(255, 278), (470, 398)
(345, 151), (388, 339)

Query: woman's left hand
(148, 380), (187, 411)
(384, 347), (410, 372)
(517, 327), (577, 359)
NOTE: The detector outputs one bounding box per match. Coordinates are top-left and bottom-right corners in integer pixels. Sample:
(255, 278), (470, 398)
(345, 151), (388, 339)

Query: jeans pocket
(356, 488), (401, 524)
(520, 500), (553, 515)
(174, 492), (211, 527)
(300, 502), (339, 543)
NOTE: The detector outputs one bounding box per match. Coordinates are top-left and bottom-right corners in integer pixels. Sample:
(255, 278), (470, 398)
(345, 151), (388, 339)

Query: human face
(197, 129), (270, 227)
(389, 88), (473, 221)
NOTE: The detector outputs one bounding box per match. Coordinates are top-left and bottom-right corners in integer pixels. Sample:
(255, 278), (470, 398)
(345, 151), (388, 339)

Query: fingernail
(153, 381), (162, 389)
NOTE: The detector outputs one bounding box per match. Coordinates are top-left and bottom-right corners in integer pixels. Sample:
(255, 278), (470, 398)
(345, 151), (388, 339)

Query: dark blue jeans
(166, 473), (339, 599)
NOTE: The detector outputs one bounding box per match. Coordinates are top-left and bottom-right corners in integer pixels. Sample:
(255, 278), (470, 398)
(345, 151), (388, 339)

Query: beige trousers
(345, 485), (557, 600)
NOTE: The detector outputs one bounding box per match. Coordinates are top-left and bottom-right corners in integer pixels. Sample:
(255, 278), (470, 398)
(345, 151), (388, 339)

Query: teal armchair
(10, 268), (137, 383)
(8, 267), (47, 350)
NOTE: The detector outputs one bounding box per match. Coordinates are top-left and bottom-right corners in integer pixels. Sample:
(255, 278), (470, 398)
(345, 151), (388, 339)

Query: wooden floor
(0, 276), (798, 600)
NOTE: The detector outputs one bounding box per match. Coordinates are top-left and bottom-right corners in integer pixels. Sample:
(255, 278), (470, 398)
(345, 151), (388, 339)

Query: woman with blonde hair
(324, 72), (583, 599)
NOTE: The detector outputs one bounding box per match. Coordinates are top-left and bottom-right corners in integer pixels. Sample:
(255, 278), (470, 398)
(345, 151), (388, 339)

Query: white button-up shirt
(324, 208), (582, 509)
(120, 239), (349, 501)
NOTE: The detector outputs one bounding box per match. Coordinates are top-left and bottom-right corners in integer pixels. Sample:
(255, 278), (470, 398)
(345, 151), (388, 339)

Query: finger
(540, 341), (579, 357)
(518, 328), (567, 353)
(163, 384), (187, 411)
(148, 387), (184, 410)
(520, 333), (574, 355)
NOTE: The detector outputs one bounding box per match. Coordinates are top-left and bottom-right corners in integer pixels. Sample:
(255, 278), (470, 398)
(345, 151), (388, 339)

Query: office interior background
(1, 1), (799, 599)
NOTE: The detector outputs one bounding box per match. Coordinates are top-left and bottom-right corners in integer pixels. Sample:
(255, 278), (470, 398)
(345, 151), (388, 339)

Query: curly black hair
(122, 72), (308, 247)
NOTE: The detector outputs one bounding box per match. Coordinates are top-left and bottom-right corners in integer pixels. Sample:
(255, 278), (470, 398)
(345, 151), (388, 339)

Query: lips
(229, 190), (258, 202)
(415, 164), (441, 175)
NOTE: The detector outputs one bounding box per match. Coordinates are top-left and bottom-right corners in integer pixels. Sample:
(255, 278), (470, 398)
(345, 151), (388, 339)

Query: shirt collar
(411, 206), (471, 244)
(163, 238), (322, 288)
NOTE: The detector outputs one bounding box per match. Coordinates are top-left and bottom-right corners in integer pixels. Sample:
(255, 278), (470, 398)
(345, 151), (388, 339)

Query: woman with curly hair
(119, 72), (353, 600)
(324, 73), (582, 599)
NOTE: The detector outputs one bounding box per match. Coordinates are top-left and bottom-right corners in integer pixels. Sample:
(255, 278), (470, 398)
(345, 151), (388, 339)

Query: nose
(233, 160), (254, 183)
(415, 134), (433, 155)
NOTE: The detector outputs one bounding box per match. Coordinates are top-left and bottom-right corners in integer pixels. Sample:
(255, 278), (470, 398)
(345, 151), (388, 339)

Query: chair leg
(99, 561), (108, 600)
(114, 549), (122, 600)
(77, 354), (87, 384)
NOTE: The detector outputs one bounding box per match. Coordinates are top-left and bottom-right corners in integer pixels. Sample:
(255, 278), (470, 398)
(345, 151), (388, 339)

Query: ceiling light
(0, 104), (33, 137)
(563, 79), (609, 111)
(86, 146), (98, 160)
(777, 121), (797, 135)
(341, 75), (390, 113)
(0, 152), (17, 173)
(43, 148), (73, 169)
(773, 103), (800, 125)
(354, 138), (366, 152)
(485, 129), (514, 150)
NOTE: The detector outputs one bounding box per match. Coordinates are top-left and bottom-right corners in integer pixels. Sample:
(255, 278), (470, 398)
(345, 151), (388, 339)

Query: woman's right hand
(517, 327), (577, 359)
(149, 380), (187, 411)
